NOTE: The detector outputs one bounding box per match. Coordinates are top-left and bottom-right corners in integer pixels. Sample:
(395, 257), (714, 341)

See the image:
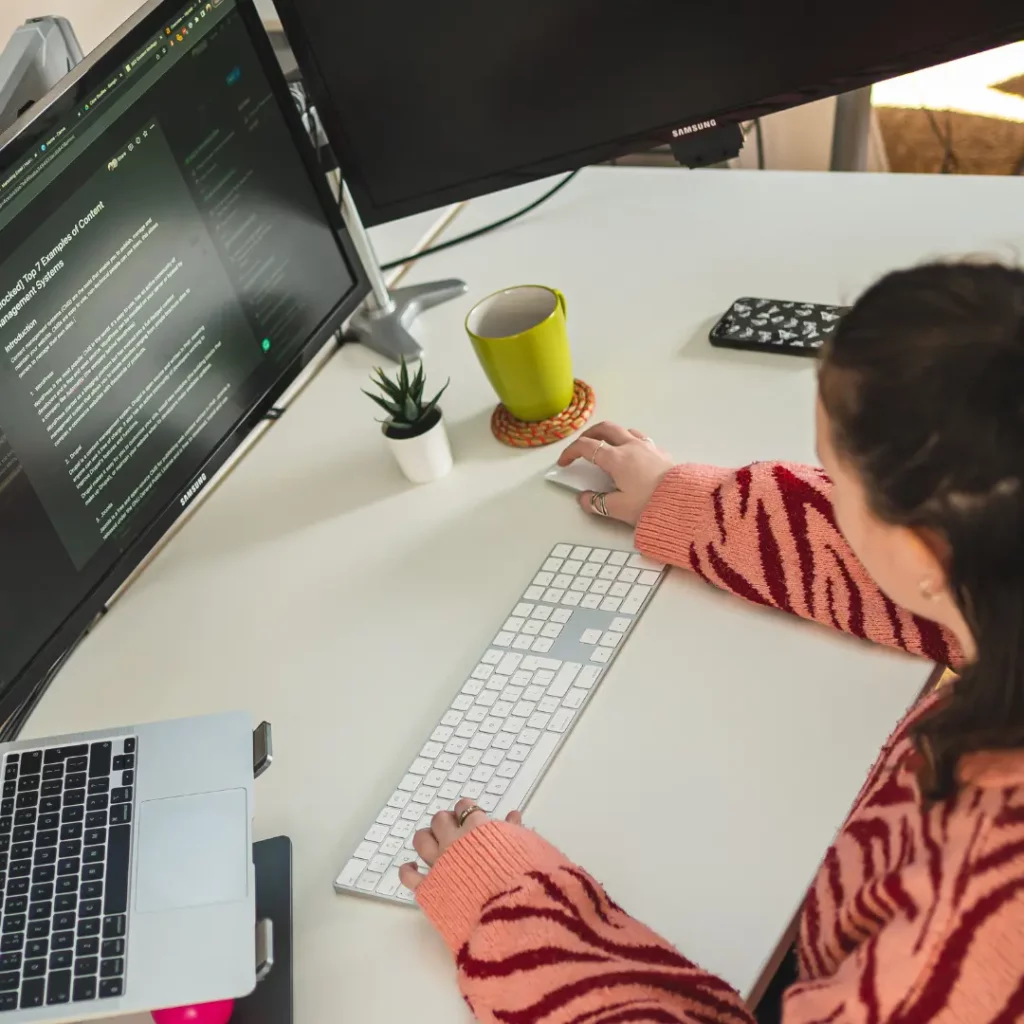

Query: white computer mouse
(545, 460), (615, 494)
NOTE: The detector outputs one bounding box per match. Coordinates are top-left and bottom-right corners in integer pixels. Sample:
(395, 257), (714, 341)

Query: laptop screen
(0, 0), (363, 714)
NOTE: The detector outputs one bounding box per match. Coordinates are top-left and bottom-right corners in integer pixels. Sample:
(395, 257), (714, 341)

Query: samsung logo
(180, 473), (208, 508)
(672, 119), (717, 138)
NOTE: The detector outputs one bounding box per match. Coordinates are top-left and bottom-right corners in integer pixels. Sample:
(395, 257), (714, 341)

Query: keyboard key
(46, 969), (71, 1004)
(51, 931), (73, 950)
(55, 877), (76, 893)
(99, 977), (123, 998)
(66, 757), (87, 773)
(88, 744), (111, 780)
(79, 882), (101, 900)
(72, 977), (96, 1001)
(17, 775), (39, 793)
(599, 632), (621, 648)
(87, 811), (110, 829)
(19, 753), (41, 776)
(590, 647), (612, 664)
(24, 939), (46, 959)
(87, 779), (109, 795)
(65, 773), (86, 790)
(77, 918), (100, 938)
(57, 859), (80, 876)
(2, 918), (24, 935)
(0, 955), (18, 972)
(75, 957), (98, 976)
(53, 913), (75, 932)
(55, 894), (75, 912)
(49, 950), (72, 969)
(38, 813), (58, 831)
(62, 806), (84, 824)
(0, 938), (20, 953)
(19, 977), (44, 1008)
(0, 992), (13, 1011)
(27, 921), (49, 939)
(79, 900), (101, 918)
(29, 903), (51, 922)
(64, 790), (84, 807)
(83, 848), (104, 864)
(23, 958), (45, 977)
(123, 739), (136, 754)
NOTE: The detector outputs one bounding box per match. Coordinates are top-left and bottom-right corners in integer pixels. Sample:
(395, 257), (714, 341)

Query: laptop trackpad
(135, 790), (248, 913)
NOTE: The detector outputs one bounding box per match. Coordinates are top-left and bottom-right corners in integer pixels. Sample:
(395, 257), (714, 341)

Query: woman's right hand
(558, 422), (674, 526)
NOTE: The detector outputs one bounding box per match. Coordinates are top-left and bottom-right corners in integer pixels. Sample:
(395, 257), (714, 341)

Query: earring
(919, 580), (938, 600)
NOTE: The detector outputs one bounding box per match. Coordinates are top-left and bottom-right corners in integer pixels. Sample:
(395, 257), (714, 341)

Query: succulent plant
(363, 357), (449, 438)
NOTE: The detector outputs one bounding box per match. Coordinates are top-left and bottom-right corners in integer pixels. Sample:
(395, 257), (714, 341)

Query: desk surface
(24, 167), (1024, 1022)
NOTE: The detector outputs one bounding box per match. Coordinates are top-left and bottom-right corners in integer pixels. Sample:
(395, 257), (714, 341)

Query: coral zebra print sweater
(414, 462), (1024, 1024)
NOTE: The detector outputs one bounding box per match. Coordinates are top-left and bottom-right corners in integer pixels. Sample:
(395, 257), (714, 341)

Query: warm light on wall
(873, 41), (1024, 122)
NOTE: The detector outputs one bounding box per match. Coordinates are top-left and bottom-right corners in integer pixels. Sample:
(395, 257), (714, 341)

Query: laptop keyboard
(0, 737), (136, 1010)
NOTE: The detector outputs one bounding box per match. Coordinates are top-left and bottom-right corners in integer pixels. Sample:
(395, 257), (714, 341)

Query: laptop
(0, 711), (255, 1020)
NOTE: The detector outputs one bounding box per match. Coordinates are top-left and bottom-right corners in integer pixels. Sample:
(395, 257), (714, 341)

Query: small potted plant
(363, 358), (453, 484)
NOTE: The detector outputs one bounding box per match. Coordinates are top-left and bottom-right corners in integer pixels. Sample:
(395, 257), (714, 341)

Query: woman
(399, 262), (1024, 1023)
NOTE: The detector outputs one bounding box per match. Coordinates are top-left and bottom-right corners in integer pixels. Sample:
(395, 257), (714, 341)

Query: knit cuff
(635, 464), (733, 567)
(415, 821), (571, 953)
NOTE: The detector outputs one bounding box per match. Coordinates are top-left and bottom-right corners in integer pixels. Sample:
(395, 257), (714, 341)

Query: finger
(627, 429), (654, 445)
(429, 810), (460, 850)
(578, 489), (631, 522)
(413, 827), (440, 865)
(578, 421), (635, 446)
(505, 811), (523, 826)
(558, 436), (620, 470)
(452, 798), (489, 833)
(398, 862), (423, 891)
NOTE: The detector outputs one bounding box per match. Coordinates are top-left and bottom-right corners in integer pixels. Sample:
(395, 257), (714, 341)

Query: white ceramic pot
(383, 409), (453, 484)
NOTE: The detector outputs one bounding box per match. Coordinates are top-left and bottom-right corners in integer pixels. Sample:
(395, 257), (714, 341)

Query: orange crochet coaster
(490, 379), (595, 448)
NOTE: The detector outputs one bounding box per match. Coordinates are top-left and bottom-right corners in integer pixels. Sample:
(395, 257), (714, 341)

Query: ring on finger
(457, 804), (486, 828)
(590, 492), (610, 518)
(590, 440), (607, 465)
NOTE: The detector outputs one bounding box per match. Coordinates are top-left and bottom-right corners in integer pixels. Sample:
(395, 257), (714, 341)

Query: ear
(906, 525), (952, 600)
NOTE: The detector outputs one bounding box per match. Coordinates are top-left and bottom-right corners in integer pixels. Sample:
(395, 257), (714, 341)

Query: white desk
(22, 167), (1024, 1022)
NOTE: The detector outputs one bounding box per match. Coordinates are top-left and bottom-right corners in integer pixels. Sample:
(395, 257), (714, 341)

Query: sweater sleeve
(415, 820), (755, 1024)
(635, 461), (961, 666)
(416, 816), (1024, 1024)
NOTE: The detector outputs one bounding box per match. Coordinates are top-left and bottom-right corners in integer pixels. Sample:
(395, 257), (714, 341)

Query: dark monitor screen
(0, 0), (366, 716)
(275, 0), (1024, 224)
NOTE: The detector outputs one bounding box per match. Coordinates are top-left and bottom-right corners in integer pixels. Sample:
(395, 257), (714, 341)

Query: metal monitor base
(346, 279), (467, 362)
(337, 176), (466, 362)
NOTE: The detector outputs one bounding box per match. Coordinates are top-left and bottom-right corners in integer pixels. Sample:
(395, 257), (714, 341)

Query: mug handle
(553, 289), (567, 320)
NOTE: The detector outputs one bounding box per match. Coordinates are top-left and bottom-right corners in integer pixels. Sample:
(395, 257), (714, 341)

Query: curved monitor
(0, 0), (367, 721)
(275, 0), (1024, 224)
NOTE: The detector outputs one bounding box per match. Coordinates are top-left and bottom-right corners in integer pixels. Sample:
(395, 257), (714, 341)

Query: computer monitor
(273, 0), (1024, 224)
(0, 0), (367, 721)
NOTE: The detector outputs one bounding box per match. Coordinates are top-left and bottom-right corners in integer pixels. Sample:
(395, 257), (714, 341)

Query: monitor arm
(0, 17), (83, 135)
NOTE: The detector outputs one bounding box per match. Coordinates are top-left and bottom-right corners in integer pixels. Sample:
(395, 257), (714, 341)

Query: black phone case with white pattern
(709, 297), (849, 357)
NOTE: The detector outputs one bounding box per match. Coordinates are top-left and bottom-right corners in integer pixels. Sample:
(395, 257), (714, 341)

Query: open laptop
(0, 711), (255, 1020)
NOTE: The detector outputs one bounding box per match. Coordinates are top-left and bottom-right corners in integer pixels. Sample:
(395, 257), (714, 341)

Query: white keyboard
(334, 543), (666, 903)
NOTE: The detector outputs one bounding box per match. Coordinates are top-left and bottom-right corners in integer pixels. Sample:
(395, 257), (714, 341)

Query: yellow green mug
(465, 285), (574, 422)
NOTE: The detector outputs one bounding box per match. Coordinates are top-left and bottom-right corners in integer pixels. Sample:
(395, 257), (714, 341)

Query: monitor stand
(339, 179), (467, 362)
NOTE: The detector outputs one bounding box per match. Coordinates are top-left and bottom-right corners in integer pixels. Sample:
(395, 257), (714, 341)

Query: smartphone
(709, 296), (849, 357)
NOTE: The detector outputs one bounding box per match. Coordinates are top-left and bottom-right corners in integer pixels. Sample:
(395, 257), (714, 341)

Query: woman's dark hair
(819, 261), (1024, 800)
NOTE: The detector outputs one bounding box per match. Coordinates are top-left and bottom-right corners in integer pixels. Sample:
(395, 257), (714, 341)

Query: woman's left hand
(398, 799), (522, 892)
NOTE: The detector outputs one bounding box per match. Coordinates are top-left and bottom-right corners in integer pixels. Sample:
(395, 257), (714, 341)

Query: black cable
(380, 170), (580, 271)
(923, 107), (958, 174)
(754, 118), (766, 170)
